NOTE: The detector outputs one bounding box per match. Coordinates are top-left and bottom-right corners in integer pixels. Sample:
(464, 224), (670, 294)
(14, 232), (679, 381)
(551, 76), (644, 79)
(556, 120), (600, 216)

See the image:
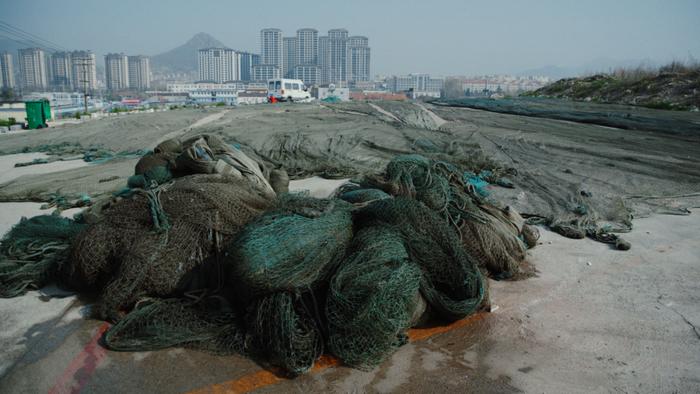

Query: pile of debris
(1, 133), (543, 374)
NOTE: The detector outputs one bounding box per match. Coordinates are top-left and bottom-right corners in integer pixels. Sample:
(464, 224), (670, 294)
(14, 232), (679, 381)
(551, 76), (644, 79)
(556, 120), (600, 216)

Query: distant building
(237, 89), (268, 105)
(104, 53), (129, 90)
(386, 74), (443, 96)
(257, 27), (370, 86)
(296, 28), (318, 66)
(327, 29), (348, 84)
(283, 37), (297, 78)
(128, 56), (151, 90)
(239, 52), (260, 82)
(189, 86), (237, 105)
(0, 52), (15, 89)
(293, 64), (320, 86)
(312, 86), (350, 101)
(18, 48), (48, 91)
(167, 82), (248, 93)
(71, 51), (97, 92)
(411, 73), (443, 92)
(260, 28), (282, 68)
(49, 51), (72, 91)
(318, 36), (330, 85)
(386, 75), (413, 92)
(197, 48), (239, 83)
(252, 64), (280, 82)
(347, 36), (370, 83)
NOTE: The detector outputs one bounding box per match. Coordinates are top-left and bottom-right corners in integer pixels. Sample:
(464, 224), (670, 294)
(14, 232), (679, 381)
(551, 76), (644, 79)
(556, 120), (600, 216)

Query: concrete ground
(0, 211), (698, 394)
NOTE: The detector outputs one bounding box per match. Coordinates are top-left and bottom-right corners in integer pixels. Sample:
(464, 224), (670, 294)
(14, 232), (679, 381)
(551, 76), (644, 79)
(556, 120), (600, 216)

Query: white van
(267, 78), (311, 102)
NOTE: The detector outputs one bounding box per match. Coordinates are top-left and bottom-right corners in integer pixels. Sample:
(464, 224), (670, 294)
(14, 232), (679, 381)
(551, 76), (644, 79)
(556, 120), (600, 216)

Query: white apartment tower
(294, 65), (319, 86)
(252, 64), (280, 82)
(197, 48), (239, 83)
(327, 29), (348, 84)
(128, 56), (151, 90)
(18, 48), (48, 91)
(71, 51), (97, 91)
(0, 52), (15, 89)
(296, 28), (318, 66)
(104, 53), (129, 91)
(260, 28), (282, 75)
(49, 51), (73, 90)
(283, 37), (297, 78)
(347, 36), (370, 82)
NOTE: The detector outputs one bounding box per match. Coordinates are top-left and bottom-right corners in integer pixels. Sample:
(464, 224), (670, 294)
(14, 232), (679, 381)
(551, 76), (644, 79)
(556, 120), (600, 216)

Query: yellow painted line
(186, 312), (486, 394)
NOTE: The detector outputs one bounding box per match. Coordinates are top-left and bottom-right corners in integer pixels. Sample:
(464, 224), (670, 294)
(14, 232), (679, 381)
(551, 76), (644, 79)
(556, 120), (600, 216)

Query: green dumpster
(25, 99), (51, 129)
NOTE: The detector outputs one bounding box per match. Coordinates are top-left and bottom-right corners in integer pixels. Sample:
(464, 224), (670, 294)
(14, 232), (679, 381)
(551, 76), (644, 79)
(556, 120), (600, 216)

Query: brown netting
(64, 174), (274, 320)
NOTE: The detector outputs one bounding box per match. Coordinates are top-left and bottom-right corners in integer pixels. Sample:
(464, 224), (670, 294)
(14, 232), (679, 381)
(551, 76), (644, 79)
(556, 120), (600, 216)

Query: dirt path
(368, 102), (402, 122)
(414, 102), (448, 127)
(154, 109), (231, 147)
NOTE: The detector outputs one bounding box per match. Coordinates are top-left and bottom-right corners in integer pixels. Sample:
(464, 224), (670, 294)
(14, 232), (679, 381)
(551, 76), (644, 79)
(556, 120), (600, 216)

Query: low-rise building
(237, 89), (268, 105)
(312, 85), (350, 101)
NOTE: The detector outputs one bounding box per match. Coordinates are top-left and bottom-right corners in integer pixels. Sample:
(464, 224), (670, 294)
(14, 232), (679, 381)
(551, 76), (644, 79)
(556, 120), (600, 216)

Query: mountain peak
(152, 33), (228, 72)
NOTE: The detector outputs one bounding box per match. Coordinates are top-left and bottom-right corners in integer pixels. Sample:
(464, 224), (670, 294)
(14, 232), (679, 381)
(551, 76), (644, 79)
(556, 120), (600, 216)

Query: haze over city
(2, 0), (700, 76)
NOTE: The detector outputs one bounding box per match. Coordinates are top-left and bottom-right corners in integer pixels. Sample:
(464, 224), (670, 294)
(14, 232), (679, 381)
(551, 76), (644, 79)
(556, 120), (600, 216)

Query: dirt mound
(525, 65), (700, 110)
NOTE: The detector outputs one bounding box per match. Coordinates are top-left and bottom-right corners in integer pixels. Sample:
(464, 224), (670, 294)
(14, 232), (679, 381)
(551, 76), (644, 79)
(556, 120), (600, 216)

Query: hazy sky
(2, 0), (699, 75)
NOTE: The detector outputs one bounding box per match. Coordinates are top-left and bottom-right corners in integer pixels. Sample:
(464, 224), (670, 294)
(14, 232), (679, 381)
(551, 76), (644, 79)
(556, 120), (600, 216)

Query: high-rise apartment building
(128, 56), (151, 90)
(49, 51), (73, 90)
(18, 48), (48, 91)
(283, 37), (297, 78)
(257, 27), (370, 86)
(0, 52), (15, 89)
(71, 51), (97, 91)
(318, 36), (330, 85)
(347, 36), (370, 83)
(197, 48), (239, 83)
(105, 53), (129, 90)
(260, 28), (282, 69)
(327, 29), (348, 84)
(252, 64), (280, 82)
(239, 52), (260, 82)
(293, 65), (319, 86)
(296, 28), (318, 67)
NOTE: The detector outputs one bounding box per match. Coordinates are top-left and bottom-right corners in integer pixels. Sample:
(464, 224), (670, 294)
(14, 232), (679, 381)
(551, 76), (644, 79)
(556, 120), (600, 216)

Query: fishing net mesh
(0, 141), (526, 375)
(0, 215), (85, 297)
(65, 174), (273, 320)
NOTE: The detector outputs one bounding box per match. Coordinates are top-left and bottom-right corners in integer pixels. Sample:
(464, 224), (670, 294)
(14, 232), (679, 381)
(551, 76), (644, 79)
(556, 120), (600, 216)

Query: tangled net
(0, 137), (543, 375)
(65, 174), (274, 320)
(0, 216), (85, 297)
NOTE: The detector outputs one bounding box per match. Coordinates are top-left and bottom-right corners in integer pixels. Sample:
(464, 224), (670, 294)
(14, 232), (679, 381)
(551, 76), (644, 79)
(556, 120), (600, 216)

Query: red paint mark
(48, 322), (110, 394)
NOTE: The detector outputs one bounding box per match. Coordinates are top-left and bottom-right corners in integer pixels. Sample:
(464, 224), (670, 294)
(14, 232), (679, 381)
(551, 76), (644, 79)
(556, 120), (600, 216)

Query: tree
(442, 78), (464, 99)
(1, 87), (15, 101)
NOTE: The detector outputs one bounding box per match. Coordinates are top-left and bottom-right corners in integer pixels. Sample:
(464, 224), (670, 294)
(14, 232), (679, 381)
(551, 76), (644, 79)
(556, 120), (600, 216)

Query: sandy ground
(0, 153), (90, 185)
(0, 211), (697, 393)
(0, 153), (90, 236)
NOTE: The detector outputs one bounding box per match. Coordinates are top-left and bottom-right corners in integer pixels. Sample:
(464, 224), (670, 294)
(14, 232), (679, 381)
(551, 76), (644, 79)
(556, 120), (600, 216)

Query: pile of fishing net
(0, 139), (539, 375)
(353, 154), (538, 278)
(0, 215), (85, 297)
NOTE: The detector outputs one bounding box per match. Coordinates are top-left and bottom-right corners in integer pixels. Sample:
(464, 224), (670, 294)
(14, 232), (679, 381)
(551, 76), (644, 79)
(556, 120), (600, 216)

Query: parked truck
(24, 99), (51, 129)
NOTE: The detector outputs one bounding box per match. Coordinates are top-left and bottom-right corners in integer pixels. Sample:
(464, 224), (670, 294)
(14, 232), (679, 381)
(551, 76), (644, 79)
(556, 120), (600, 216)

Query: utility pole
(75, 57), (90, 115)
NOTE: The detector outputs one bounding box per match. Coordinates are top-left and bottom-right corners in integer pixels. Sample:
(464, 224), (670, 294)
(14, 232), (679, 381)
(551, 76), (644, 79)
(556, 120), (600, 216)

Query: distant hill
(151, 32), (228, 72)
(524, 62), (700, 111)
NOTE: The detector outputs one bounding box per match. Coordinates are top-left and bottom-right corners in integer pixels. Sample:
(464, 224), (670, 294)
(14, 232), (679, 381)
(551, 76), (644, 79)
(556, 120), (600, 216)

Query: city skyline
(2, 0), (699, 77)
